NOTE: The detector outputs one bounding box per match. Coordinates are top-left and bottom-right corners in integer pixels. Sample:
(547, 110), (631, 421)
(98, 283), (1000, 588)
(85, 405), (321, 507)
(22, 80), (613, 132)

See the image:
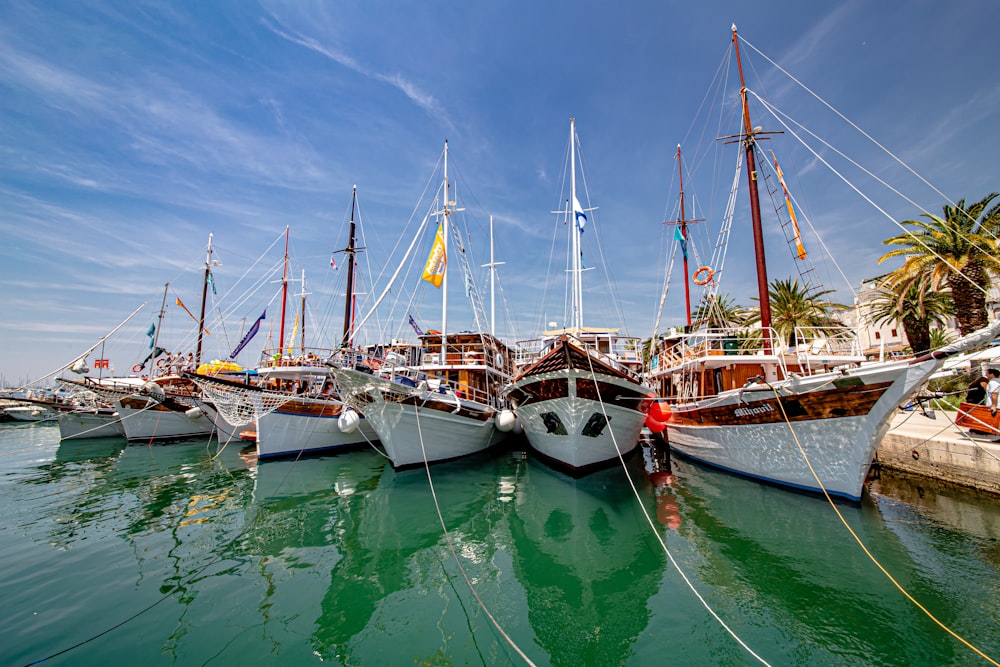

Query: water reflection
(670, 455), (1000, 666)
(312, 450), (511, 664)
(507, 448), (667, 666)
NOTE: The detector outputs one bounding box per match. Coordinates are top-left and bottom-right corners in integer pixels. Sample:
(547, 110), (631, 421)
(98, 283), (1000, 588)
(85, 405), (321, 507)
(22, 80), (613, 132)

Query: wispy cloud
(261, 17), (454, 132)
(0, 38), (332, 192)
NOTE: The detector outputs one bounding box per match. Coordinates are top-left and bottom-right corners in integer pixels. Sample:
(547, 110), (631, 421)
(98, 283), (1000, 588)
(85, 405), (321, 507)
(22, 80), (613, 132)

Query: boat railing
(789, 326), (863, 360)
(259, 347), (340, 369)
(328, 348), (497, 406)
(513, 334), (644, 375)
(651, 327), (780, 369)
(417, 339), (512, 375)
(649, 326), (865, 380)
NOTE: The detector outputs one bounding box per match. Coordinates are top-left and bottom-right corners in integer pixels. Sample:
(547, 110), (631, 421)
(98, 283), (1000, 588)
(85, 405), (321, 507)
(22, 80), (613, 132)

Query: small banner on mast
(229, 311), (266, 359)
(421, 224), (447, 288)
(771, 151), (807, 260)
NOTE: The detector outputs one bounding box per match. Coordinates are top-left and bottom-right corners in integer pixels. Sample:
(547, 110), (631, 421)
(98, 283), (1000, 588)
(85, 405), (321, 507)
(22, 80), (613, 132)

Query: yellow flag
(772, 152), (807, 260)
(286, 314), (299, 355)
(421, 224), (447, 288)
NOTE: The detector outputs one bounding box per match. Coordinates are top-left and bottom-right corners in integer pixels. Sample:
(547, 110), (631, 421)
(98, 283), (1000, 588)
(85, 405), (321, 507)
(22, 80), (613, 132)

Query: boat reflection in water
(308, 449), (513, 664)
(245, 441), (673, 665)
(506, 446), (668, 665)
(666, 454), (1000, 666)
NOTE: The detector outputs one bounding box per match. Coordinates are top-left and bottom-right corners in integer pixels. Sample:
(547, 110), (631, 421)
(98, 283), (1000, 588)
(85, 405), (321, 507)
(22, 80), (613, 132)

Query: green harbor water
(2, 422), (999, 666)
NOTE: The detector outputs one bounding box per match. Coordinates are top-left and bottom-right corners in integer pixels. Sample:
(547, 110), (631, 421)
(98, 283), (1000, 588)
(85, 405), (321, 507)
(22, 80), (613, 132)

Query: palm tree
(866, 275), (953, 355)
(928, 327), (955, 350)
(692, 293), (747, 330)
(745, 278), (847, 347)
(879, 193), (1000, 335)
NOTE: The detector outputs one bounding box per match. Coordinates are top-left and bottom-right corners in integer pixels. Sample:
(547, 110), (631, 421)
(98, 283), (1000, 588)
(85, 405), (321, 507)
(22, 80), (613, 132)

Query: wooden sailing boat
(80, 268), (216, 442)
(329, 142), (515, 469)
(503, 119), (653, 473)
(649, 25), (1000, 502)
(191, 210), (378, 458)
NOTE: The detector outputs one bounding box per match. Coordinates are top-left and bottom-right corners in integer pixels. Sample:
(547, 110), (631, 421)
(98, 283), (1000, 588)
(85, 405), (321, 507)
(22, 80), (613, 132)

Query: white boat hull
(507, 364), (650, 472)
(515, 394), (646, 470)
(332, 368), (504, 468)
(667, 357), (938, 502)
(198, 401), (243, 442)
(360, 398), (503, 468)
(57, 410), (125, 440)
(256, 400), (377, 459)
(117, 403), (215, 442)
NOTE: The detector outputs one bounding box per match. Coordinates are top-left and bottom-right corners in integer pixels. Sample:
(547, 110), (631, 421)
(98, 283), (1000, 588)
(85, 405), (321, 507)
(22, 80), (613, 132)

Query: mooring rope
(768, 385), (999, 667)
(412, 403), (537, 666)
(581, 346), (774, 667)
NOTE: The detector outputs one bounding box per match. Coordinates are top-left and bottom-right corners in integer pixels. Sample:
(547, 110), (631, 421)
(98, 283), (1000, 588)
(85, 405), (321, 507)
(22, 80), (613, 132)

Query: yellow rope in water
(769, 386), (1000, 667)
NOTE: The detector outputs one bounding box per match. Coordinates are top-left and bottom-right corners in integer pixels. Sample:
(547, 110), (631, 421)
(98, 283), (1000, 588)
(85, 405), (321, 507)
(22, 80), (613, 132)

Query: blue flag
(674, 226), (688, 261)
(229, 311), (266, 359)
(408, 313), (424, 336)
(573, 196), (587, 233)
(146, 323), (156, 348)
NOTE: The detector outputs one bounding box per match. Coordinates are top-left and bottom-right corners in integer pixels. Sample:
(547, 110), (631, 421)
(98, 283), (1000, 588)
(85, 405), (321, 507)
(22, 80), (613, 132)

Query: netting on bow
(188, 376), (290, 427)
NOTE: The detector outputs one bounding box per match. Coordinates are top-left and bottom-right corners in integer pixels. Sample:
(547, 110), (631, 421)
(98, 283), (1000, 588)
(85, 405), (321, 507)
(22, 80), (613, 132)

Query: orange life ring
(693, 266), (714, 285)
(132, 363), (144, 373)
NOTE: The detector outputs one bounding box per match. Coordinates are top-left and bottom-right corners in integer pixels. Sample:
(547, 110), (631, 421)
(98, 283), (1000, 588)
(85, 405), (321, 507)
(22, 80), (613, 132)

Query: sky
(1, 0), (999, 386)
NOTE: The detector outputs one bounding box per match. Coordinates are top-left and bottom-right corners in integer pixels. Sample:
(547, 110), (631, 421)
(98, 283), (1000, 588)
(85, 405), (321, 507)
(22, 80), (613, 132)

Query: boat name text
(733, 404), (775, 418)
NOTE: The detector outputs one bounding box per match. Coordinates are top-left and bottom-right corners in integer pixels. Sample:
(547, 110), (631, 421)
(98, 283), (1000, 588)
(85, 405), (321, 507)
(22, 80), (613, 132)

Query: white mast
(441, 141), (451, 359)
(482, 215), (505, 337)
(570, 118), (583, 333)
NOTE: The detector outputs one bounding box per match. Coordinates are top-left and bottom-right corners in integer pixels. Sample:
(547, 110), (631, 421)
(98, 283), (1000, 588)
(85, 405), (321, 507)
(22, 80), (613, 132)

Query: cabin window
(540, 412), (568, 435)
(581, 413), (610, 437)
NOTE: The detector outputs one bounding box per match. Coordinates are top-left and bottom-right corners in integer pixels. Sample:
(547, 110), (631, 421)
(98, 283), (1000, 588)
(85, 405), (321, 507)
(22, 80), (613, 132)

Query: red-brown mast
(278, 226), (289, 356)
(341, 186), (359, 348)
(677, 145), (692, 327)
(732, 24), (772, 351)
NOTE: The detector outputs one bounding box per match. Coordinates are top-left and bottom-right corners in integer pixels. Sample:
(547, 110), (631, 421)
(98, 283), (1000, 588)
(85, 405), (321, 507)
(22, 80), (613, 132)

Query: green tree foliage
(879, 193), (1000, 335)
(866, 275), (953, 355)
(745, 278), (847, 347)
(692, 293), (748, 330)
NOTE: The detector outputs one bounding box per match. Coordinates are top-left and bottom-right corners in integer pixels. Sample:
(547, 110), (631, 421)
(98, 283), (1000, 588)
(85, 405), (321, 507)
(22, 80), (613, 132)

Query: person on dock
(986, 368), (1000, 417)
(966, 374), (990, 404)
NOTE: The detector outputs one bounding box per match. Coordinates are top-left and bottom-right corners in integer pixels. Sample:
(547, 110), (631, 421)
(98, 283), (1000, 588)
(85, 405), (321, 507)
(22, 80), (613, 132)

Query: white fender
(185, 406), (204, 420)
(338, 407), (360, 433)
(496, 409), (516, 433)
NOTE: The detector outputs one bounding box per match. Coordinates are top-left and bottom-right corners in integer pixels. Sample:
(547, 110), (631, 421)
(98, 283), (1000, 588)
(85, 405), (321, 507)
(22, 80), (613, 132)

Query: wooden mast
(341, 186), (359, 348)
(278, 226), (289, 359)
(677, 146), (692, 327)
(195, 233), (214, 366)
(732, 24), (773, 352)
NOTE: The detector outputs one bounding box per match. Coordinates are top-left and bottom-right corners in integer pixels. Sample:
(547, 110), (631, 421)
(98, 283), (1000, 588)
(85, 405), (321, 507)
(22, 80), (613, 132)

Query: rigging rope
(749, 90), (993, 301)
(580, 346), (774, 666)
(412, 405), (537, 666)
